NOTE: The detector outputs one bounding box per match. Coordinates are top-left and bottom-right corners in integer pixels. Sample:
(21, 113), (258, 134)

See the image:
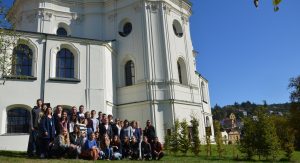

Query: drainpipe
(40, 34), (47, 101)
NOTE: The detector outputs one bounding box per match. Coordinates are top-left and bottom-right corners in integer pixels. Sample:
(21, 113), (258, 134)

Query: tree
(288, 76), (300, 150)
(239, 117), (256, 160)
(179, 119), (190, 155)
(288, 76), (300, 102)
(214, 120), (225, 159)
(289, 102), (300, 150)
(272, 116), (295, 161)
(205, 132), (212, 158)
(190, 115), (201, 156)
(169, 119), (180, 155)
(0, 0), (20, 85)
(253, 0), (282, 11)
(239, 107), (280, 161)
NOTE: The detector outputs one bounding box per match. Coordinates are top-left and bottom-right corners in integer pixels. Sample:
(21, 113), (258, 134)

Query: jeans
(27, 130), (40, 156)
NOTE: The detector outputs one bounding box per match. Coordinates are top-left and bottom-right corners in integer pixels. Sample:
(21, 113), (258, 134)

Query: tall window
(57, 27), (68, 36)
(201, 82), (207, 102)
(125, 60), (135, 86)
(12, 44), (33, 76)
(56, 48), (74, 78)
(177, 58), (187, 85)
(7, 108), (30, 133)
(177, 61), (182, 84)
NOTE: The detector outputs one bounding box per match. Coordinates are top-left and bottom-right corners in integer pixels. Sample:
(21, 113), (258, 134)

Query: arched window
(7, 108), (30, 133)
(12, 44), (33, 76)
(57, 27), (68, 36)
(201, 82), (207, 102)
(177, 62), (182, 84)
(205, 116), (210, 127)
(125, 60), (135, 86)
(177, 58), (188, 85)
(56, 48), (74, 78)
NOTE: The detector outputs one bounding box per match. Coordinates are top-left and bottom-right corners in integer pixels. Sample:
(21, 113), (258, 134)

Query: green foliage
(238, 117), (256, 160)
(179, 119), (190, 155)
(289, 76), (300, 102)
(239, 107), (280, 161)
(190, 115), (201, 156)
(289, 102), (300, 150)
(205, 134), (212, 158)
(214, 120), (225, 159)
(271, 116), (295, 160)
(254, 0), (282, 11)
(169, 119), (180, 155)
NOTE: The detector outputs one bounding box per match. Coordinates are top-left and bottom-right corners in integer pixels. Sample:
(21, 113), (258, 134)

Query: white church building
(0, 0), (214, 151)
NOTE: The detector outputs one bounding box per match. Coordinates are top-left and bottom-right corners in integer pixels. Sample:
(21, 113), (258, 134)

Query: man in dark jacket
(99, 115), (113, 139)
(27, 99), (43, 157)
(144, 120), (156, 143)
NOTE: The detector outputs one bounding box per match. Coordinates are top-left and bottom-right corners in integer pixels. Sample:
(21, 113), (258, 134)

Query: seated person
(69, 125), (84, 158)
(101, 133), (112, 160)
(111, 135), (122, 160)
(122, 136), (131, 159)
(141, 136), (152, 160)
(52, 129), (77, 158)
(130, 136), (140, 160)
(81, 132), (99, 160)
(151, 137), (164, 160)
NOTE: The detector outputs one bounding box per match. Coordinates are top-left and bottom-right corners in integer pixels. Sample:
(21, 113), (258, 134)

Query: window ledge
(2, 76), (37, 81)
(48, 78), (81, 83)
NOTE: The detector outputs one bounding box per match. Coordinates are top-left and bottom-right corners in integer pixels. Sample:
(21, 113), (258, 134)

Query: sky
(190, 0), (300, 106)
(3, 0), (300, 107)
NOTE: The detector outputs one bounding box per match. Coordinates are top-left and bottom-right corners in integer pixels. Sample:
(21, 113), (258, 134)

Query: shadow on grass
(0, 151), (27, 158)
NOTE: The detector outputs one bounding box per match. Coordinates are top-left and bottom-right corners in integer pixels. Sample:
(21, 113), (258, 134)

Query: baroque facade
(0, 0), (214, 151)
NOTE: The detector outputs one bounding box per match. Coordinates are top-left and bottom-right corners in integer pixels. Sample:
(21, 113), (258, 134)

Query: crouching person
(141, 136), (152, 160)
(151, 136), (164, 160)
(111, 135), (122, 160)
(52, 129), (77, 158)
(101, 133), (113, 160)
(130, 136), (140, 160)
(81, 132), (99, 160)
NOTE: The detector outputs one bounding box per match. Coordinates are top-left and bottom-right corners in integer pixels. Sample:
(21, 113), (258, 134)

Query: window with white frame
(7, 108), (30, 133)
(11, 44), (33, 76)
(56, 48), (75, 79)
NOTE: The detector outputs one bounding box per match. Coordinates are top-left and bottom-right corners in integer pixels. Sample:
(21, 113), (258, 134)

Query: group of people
(27, 99), (164, 161)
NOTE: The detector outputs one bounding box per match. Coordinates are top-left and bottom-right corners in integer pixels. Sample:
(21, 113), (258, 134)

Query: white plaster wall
(0, 135), (29, 151)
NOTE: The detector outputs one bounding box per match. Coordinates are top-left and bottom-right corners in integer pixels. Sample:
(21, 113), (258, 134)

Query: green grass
(0, 145), (299, 163)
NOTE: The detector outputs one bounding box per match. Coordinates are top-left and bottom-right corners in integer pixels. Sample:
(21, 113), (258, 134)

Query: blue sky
(190, 0), (300, 106)
(3, 0), (300, 107)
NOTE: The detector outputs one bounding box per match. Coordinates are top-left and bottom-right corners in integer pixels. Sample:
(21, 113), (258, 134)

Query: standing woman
(59, 111), (69, 135)
(85, 111), (94, 138)
(132, 121), (142, 143)
(120, 120), (133, 141)
(69, 114), (78, 133)
(39, 107), (56, 158)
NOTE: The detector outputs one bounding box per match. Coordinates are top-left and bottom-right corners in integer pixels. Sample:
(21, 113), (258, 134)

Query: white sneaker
(40, 153), (45, 159)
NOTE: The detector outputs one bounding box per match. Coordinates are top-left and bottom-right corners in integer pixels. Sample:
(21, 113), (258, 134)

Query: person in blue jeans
(27, 99), (43, 157)
(111, 135), (122, 160)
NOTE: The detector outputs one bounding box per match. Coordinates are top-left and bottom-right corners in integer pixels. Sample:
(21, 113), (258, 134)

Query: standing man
(77, 105), (85, 119)
(91, 110), (99, 132)
(144, 120), (156, 143)
(27, 99), (43, 157)
(99, 115), (113, 139)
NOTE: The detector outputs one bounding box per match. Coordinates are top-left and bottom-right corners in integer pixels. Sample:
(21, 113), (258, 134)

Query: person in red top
(151, 136), (164, 160)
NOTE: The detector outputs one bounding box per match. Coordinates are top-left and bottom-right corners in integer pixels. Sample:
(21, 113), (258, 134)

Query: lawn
(0, 145), (299, 163)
